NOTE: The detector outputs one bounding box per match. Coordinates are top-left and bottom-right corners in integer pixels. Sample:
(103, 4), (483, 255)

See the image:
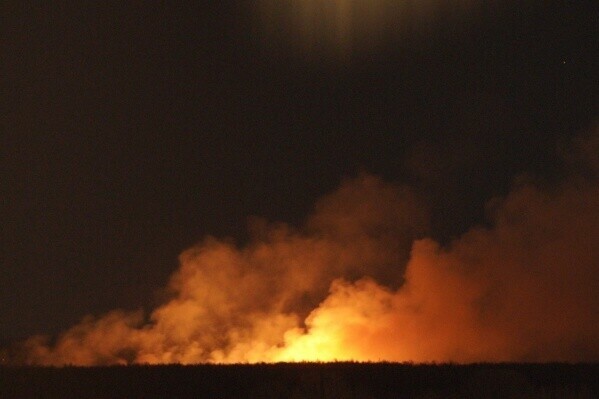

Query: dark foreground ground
(1, 362), (597, 398)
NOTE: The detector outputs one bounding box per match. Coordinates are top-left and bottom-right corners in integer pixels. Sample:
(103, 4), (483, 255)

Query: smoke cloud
(14, 132), (599, 365)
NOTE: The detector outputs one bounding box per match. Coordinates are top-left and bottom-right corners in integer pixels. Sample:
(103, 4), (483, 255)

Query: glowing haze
(13, 131), (599, 365)
(256, 0), (482, 55)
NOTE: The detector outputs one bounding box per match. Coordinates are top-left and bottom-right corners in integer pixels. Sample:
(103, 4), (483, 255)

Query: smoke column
(12, 130), (599, 365)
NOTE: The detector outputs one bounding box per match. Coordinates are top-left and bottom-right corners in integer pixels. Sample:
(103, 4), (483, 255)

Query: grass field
(1, 362), (597, 398)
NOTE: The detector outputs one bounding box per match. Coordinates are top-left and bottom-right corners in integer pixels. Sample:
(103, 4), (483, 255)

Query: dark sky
(1, 1), (597, 343)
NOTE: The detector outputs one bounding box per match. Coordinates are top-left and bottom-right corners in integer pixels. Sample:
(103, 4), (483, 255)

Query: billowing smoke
(17, 175), (427, 365)
(282, 179), (599, 362)
(14, 132), (599, 365)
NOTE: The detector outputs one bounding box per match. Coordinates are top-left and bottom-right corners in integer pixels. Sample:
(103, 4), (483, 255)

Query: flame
(274, 278), (405, 362)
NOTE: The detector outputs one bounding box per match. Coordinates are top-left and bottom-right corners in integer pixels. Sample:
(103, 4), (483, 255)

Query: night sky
(2, 1), (597, 347)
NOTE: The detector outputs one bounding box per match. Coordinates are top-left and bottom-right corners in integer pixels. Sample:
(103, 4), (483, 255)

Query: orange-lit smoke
(20, 175), (428, 365)
(279, 179), (599, 362)
(18, 133), (599, 365)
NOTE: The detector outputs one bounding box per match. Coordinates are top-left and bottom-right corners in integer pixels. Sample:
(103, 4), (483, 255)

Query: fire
(275, 328), (346, 362)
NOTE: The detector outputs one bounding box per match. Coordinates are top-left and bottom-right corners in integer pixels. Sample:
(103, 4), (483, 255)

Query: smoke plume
(15, 132), (599, 365)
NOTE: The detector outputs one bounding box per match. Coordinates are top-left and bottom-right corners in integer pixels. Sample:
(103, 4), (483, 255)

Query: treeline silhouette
(1, 362), (597, 398)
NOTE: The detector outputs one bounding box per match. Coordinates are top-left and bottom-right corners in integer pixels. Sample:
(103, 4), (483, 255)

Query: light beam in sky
(255, 0), (484, 56)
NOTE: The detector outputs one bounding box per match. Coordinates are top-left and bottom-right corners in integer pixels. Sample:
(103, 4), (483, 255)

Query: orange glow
(275, 328), (348, 362)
